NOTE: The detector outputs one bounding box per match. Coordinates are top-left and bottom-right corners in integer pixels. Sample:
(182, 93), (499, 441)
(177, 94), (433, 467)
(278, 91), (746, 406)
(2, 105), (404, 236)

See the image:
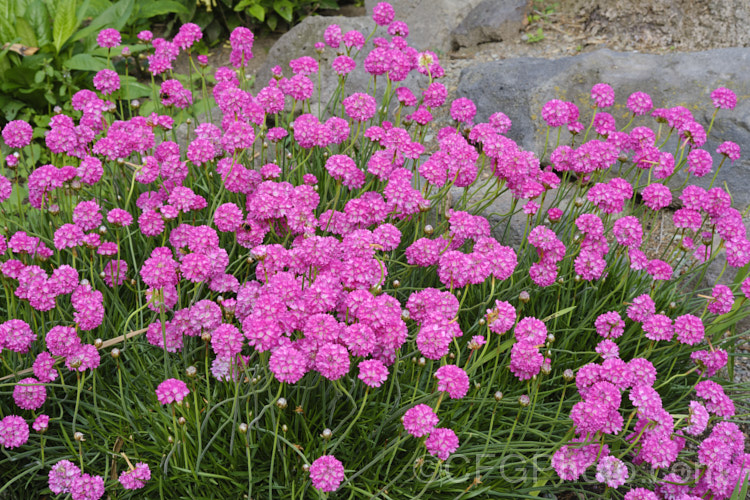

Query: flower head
(309, 455), (345, 492)
(155, 378), (190, 405)
(434, 365), (469, 399)
(403, 404), (438, 437)
(425, 428), (459, 460)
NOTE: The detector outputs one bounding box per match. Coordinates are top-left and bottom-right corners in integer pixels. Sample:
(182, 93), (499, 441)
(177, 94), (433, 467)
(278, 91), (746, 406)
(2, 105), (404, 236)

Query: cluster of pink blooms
(509, 317), (549, 380)
(48, 460), (105, 500)
(528, 225), (566, 286)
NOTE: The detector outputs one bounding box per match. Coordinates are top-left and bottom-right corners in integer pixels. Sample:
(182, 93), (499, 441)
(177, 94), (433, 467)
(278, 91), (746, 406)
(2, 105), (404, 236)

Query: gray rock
(451, 0), (528, 49)
(365, 0), (485, 53)
(457, 48), (750, 209)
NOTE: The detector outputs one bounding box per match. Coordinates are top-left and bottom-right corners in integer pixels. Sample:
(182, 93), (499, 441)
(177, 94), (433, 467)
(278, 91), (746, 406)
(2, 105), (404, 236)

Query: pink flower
(642, 314), (673, 341)
(309, 455), (345, 492)
(674, 314), (704, 345)
(711, 87), (737, 110)
(450, 97), (476, 123)
(541, 99), (570, 127)
(372, 2), (395, 25)
(315, 343), (350, 380)
(93, 69), (119, 95)
(2, 120), (33, 148)
(434, 365), (469, 399)
(358, 359), (389, 388)
(155, 378), (189, 405)
(0, 415), (29, 449)
(48, 459), (81, 494)
(403, 404), (438, 437)
(343, 93), (377, 122)
(595, 456), (628, 487)
(97, 28), (121, 48)
(269, 344), (308, 383)
(707, 284), (734, 315)
(687, 149), (712, 177)
(33, 414), (49, 433)
(717, 140), (741, 162)
(591, 83), (615, 108)
(685, 400), (709, 436)
(13, 377), (46, 410)
(425, 428), (459, 460)
(1, 319), (36, 353)
(627, 91), (652, 115)
(70, 473), (104, 500)
(119, 462), (151, 490)
(595, 311), (625, 339)
(641, 183), (672, 211)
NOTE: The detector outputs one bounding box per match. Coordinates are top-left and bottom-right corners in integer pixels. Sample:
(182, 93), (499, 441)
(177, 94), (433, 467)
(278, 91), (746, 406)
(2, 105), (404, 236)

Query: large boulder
(457, 48), (750, 209)
(451, 0), (529, 49)
(364, 0), (485, 53)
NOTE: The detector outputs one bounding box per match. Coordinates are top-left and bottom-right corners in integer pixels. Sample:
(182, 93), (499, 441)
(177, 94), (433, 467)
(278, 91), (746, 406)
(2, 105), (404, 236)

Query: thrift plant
(1, 3), (749, 498)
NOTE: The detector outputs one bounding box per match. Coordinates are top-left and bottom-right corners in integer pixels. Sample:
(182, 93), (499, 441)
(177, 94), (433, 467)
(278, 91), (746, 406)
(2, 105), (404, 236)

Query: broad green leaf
(72, 0), (134, 42)
(119, 75), (154, 98)
(232, 0), (253, 12)
(273, 0), (293, 23)
(63, 52), (106, 71)
(0, 12), (18, 41)
(52, 0), (77, 53)
(136, 0), (188, 19)
(0, 0), (14, 20)
(15, 17), (37, 46)
(318, 0), (339, 9)
(13, 0), (33, 17)
(24, 0), (51, 47)
(247, 3), (264, 21)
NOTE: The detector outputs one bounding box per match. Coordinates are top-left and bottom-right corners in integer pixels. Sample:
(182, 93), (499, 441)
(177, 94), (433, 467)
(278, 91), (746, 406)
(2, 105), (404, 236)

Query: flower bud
(94, 338), (103, 348)
(178, 417), (186, 426)
(574, 197), (584, 207)
(239, 423), (248, 434)
(201, 332), (212, 342)
(321, 428), (332, 440)
(392, 280), (400, 289)
(563, 369), (575, 382)
(519, 291), (530, 303)
(282, 424), (288, 432)
(302, 464), (310, 472)
(74, 432), (85, 442)
(424, 225), (434, 235)
(111, 348), (120, 359)
(519, 394), (531, 407)
(168, 436), (174, 444)
(276, 397), (287, 410)
(494, 391), (503, 401)
(418, 357), (426, 366)
(186, 366), (197, 378)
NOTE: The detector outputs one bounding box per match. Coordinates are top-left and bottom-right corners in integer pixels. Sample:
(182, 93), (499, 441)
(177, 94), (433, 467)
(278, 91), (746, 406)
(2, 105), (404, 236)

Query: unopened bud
(74, 432), (85, 442)
(276, 397), (287, 410)
(519, 291), (530, 303)
(186, 366), (197, 378)
(111, 348), (120, 359)
(321, 428), (332, 440)
(494, 391), (503, 401)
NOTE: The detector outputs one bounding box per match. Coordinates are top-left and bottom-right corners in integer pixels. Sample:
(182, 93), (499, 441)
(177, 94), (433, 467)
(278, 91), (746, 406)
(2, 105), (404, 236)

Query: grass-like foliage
(1, 2), (749, 499)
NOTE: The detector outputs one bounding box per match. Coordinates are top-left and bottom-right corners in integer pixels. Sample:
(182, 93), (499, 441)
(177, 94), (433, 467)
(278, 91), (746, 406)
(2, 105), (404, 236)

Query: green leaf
(232, 0), (253, 12)
(0, 10), (18, 41)
(136, 0), (188, 19)
(63, 53), (106, 71)
(119, 75), (153, 98)
(52, 0), (77, 53)
(272, 0), (293, 23)
(24, 0), (52, 48)
(72, 0), (134, 42)
(266, 12), (278, 31)
(247, 3), (264, 21)
(15, 17), (38, 47)
(318, 0), (339, 9)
